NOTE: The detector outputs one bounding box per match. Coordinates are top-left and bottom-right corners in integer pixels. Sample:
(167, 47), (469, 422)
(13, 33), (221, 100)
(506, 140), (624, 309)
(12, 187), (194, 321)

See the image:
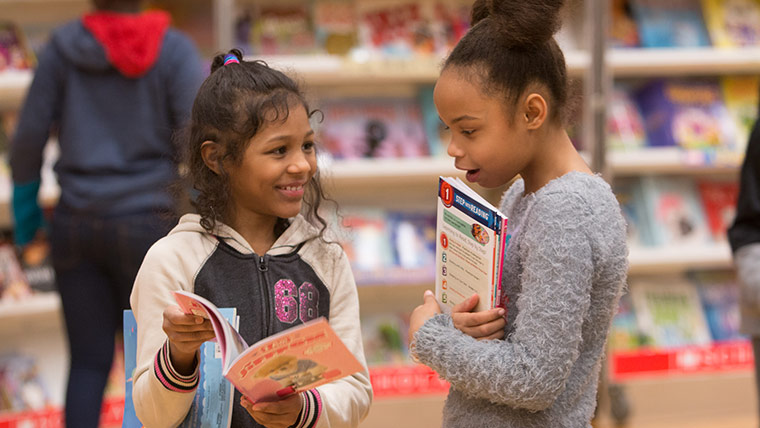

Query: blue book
(630, 0), (711, 47)
(123, 308), (237, 428)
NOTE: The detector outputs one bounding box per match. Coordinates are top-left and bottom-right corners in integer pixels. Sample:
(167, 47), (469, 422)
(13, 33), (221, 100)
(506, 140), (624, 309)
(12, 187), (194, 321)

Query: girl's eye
(303, 141), (315, 151)
(272, 146), (287, 155)
(461, 129), (475, 136)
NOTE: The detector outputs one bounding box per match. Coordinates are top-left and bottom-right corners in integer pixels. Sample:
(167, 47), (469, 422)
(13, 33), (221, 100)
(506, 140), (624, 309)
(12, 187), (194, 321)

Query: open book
(173, 290), (364, 403)
(435, 177), (509, 313)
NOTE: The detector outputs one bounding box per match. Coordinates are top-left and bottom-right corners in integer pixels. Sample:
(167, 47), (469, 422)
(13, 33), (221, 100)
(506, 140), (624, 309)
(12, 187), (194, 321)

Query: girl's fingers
(453, 307), (505, 328)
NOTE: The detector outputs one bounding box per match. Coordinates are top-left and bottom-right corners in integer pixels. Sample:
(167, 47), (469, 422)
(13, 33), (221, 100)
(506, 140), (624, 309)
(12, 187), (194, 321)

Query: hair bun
(210, 48), (244, 74)
(471, 0), (565, 48)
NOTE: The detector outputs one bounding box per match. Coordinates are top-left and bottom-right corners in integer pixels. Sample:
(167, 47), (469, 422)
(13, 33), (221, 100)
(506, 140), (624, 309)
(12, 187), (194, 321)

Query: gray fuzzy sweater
(415, 172), (628, 428)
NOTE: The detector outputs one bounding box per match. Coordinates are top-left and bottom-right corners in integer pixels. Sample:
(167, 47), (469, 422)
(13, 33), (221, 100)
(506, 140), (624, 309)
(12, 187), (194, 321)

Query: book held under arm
(435, 177), (509, 313)
(173, 290), (364, 403)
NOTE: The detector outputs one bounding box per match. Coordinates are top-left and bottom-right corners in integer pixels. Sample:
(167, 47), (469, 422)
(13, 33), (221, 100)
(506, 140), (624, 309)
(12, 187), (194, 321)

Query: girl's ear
(200, 141), (223, 175)
(523, 93), (548, 130)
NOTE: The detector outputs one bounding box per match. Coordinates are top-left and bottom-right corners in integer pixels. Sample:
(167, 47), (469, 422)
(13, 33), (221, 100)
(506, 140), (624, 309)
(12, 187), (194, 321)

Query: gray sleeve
(414, 192), (594, 411)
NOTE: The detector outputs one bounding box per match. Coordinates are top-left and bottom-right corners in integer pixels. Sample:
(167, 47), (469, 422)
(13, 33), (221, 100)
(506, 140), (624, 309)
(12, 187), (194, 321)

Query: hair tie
(223, 54), (240, 65)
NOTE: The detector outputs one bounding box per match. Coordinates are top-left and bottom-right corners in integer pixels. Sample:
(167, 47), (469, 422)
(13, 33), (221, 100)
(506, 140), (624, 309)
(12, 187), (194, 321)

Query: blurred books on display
(613, 176), (738, 249)
(334, 208), (436, 286)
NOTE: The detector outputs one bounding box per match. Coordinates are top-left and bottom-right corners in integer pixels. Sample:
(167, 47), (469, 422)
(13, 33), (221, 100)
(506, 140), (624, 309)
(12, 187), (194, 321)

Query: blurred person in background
(729, 110), (760, 425)
(8, 0), (203, 426)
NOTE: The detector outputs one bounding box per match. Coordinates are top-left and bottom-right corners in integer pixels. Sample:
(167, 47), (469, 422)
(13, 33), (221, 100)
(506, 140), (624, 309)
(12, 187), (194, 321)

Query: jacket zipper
(258, 255), (270, 337)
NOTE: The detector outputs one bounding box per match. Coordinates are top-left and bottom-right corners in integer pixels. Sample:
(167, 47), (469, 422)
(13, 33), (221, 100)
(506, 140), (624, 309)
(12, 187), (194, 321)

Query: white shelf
(609, 147), (742, 176)
(0, 69), (32, 111)
(321, 157), (463, 188)
(0, 292), (61, 321)
(609, 47), (760, 77)
(627, 242), (733, 275)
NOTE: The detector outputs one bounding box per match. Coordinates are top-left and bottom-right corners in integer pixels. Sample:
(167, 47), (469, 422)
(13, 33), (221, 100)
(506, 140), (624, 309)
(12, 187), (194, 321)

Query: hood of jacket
(53, 10), (170, 78)
(169, 214), (321, 256)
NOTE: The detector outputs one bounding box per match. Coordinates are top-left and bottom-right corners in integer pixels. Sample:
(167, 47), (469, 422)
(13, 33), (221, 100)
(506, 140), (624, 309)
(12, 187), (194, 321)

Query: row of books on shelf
(611, 0), (760, 49)
(608, 271), (754, 380)
(608, 76), (758, 156)
(614, 175), (738, 248)
(1, 71), (755, 163)
(335, 208), (436, 285)
(611, 271), (741, 352)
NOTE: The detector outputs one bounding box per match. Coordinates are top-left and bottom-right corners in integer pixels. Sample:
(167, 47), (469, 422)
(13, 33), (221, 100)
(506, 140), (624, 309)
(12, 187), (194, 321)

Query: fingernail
(424, 290), (434, 297)
(196, 316), (203, 324)
(498, 309), (505, 316)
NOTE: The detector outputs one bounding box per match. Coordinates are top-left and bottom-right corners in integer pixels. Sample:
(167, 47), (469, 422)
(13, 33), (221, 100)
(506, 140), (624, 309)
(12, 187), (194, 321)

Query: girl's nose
(447, 138), (464, 158)
(287, 152), (313, 174)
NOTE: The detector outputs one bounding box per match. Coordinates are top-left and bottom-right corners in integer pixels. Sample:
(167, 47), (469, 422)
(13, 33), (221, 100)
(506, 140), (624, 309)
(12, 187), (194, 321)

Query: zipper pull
(258, 255), (268, 272)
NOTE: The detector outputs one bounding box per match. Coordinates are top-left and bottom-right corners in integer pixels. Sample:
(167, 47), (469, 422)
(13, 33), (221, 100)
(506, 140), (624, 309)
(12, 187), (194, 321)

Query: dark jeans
(50, 207), (175, 428)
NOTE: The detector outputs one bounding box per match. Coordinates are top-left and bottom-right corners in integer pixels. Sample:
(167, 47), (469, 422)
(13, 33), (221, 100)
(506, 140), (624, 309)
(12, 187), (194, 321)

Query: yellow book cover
(702, 0), (760, 47)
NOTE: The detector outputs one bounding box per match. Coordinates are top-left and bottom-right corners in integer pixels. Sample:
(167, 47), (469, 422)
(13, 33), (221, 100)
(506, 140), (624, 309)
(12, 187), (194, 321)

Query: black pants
(51, 207), (174, 428)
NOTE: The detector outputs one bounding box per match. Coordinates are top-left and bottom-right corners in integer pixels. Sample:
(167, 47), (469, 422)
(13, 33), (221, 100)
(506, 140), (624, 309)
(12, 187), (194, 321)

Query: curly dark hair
(185, 49), (330, 238)
(445, 0), (570, 124)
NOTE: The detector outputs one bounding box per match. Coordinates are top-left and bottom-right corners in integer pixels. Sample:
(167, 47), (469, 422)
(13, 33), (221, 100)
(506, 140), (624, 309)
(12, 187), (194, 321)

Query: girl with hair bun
(408, 1), (628, 426)
(130, 49), (372, 428)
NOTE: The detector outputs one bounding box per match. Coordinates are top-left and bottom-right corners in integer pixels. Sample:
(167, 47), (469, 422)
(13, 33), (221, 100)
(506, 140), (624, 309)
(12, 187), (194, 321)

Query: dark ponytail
(446, 0), (569, 123)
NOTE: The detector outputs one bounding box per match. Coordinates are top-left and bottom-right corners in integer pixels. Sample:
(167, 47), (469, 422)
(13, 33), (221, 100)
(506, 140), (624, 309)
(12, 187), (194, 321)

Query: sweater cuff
(290, 389), (322, 428)
(153, 340), (199, 393)
(12, 181), (43, 246)
(413, 313), (455, 366)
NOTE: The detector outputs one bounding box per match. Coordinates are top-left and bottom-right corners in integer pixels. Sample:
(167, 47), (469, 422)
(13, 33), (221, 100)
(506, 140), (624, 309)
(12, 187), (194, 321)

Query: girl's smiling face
(226, 104), (317, 222)
(433, 69), (534, 188)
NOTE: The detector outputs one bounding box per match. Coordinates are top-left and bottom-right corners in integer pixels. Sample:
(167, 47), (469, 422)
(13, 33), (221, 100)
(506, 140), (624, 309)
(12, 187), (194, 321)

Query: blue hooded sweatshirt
(10, 12), (204, 245)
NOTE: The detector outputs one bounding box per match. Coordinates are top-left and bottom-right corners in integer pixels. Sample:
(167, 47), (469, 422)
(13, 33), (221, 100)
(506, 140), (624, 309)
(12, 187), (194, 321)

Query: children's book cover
(721, 76), (760, 154)
(0, 21), (35, 71)
(419, 86), (451, 157)
(387, 211), (436, 271)
(248, 4), (316, 55)
(613, 178), (648, 247)
(609, 292), (654, 351)
(607, 87), (647, 150)
(314, 0), (357, 55)
(635, 79), (737, 150)
(696, 179), (739, 241)
(690, 271), (744, 342)
(436, 177), (508, 313)
(317, 98), (429, 159)
(629, 277), (712, 348)
(173, 291), (364, 404)
(702, 0), (760, 47)
(358, 2), (432, 57)
(610, 0), (641, 48)
(122, 308), (236, 428)
(629, 0), (711, 48)
(337, 208), (395, 275)
(637, 176), (710, 247)
(361, 313), (410, 366)
(0, 244), (31, 300)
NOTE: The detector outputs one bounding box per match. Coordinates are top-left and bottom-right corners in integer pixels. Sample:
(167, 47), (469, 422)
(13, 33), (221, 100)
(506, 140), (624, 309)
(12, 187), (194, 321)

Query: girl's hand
(241, 394), (303, 428)
(408, 290), (442, 345)
(451, 294), (506, 340)
(162, 305), (216, 374)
